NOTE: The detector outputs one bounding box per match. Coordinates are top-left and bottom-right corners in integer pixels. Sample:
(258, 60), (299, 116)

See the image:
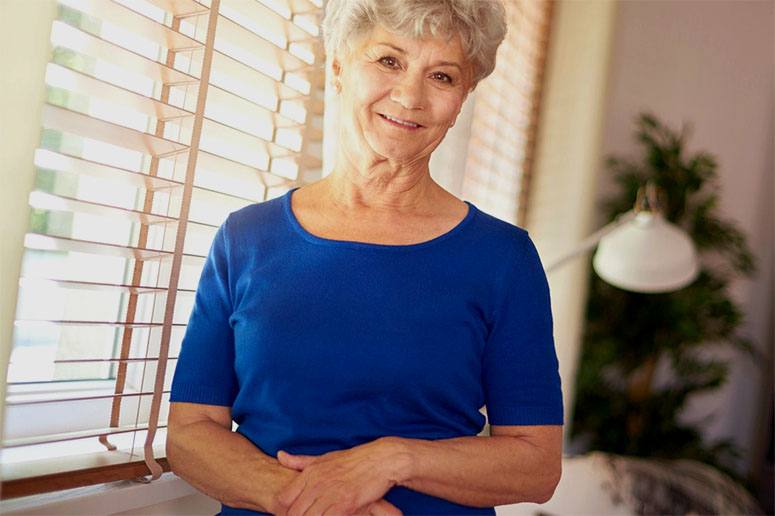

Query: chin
(373, 148), (428, 164)
(366, 137), (435, 164)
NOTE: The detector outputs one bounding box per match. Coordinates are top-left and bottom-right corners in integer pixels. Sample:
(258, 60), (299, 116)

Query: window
(460, 0), (554, 226)
(1, 0), (324, 498)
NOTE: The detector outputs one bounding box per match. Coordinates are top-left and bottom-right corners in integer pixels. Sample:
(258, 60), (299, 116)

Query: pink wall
(596, 0), (774, 476)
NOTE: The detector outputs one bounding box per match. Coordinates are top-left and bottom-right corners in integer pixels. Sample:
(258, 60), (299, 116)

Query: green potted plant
(570, 112), (761, 491)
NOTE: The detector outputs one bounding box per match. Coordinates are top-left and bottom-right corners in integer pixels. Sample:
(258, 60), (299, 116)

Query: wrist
(261, 458), (297, 514)
(377, 436), (414, 488)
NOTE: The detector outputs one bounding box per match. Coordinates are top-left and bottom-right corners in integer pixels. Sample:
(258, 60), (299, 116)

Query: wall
(0, 0), (56, 450)
(525, 0), (619, 441)
(596, 0), (774, 476)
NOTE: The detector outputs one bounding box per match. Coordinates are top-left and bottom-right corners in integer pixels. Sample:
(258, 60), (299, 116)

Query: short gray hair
(322, 0), (508, 87)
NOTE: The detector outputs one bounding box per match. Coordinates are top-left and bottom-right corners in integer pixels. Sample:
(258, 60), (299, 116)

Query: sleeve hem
(169, 384), (235, 407)
(487, 406), (564, 426)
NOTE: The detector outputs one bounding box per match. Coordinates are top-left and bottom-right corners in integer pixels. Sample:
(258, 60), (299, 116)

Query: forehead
(354, 25), (468, 64)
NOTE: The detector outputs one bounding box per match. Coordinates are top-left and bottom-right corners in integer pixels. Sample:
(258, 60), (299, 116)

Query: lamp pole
(543, 183), (698, 445)
(544, 211), (637, 274)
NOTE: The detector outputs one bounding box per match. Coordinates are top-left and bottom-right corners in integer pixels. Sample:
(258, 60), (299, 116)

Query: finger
(287, 480), (324, 516)
(299, 493), (335, 516)
(354, 501), (381, 516)
(278, 450), (317, 471)
(321, 501), (350, 516)
(367, 499), (403, 516)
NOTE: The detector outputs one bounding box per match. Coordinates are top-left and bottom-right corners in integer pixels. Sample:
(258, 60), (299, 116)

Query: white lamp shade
(592, 211), (699, 293)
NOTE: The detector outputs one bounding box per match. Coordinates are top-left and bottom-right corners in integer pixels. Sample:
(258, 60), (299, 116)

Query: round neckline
(283, 186), (477, 251)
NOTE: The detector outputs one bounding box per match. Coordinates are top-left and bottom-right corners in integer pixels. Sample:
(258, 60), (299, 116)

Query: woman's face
(333, 25), (472, 167)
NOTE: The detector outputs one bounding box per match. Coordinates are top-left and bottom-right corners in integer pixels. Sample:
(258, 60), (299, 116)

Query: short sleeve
(169, 218), (239, 407)
(482, 232), (564, 426)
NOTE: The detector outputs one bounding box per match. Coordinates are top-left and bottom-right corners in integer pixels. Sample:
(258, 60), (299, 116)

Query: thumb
(277, 450), (316, 470)
(364, 499), (403, 516)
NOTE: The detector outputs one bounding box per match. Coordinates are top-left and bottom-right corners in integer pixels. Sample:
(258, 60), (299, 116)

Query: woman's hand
(273, 438), (409, 516)
(263, 464), (301, 515)
(357, 499), (404, 516)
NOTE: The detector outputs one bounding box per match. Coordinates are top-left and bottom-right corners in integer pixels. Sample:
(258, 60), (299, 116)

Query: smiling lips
(378, 113), (422, 129)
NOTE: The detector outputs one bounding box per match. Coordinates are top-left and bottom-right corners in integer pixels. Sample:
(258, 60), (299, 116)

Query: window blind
(460, 0), (554, 226)
(1, 0), (324, 499)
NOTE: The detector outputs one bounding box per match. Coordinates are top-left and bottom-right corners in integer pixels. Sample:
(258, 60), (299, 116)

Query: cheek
(428, 98), (463, 129)
(350, 67), (390, 107)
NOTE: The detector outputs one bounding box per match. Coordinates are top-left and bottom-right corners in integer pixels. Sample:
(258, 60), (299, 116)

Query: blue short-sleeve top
(170, 187), (564, 515)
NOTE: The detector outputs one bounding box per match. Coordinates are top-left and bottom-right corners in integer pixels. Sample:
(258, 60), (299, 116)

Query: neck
(321, 144), (443, 215)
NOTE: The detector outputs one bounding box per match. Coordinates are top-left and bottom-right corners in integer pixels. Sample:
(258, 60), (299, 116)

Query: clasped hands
(270, 437), (406, 516)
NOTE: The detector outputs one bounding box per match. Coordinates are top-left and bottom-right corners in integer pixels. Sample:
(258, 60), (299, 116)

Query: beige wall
(596, 0), (774, 476)
(525, 0), (619, 442)
(0, 0), (57, 448)
(431, 0), (623, 446)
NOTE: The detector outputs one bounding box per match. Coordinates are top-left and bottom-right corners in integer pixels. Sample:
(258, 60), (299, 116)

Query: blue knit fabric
(170, 187), (563, 515)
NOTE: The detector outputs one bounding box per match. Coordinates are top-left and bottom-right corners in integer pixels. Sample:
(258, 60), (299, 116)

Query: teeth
(383, 114), (419, 128)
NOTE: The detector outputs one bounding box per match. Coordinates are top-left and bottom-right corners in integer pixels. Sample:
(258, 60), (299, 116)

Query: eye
(431, 72), (453, 84)
(378, 56), (399, 68)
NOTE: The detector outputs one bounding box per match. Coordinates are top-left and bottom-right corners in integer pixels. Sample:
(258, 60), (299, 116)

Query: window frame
(1, 0), (325, 500)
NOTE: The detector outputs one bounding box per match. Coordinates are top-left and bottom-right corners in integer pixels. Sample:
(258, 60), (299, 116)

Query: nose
(390, 73), (425, 110)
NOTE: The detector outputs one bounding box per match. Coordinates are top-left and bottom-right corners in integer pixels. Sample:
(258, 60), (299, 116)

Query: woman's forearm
(384, 435), (561, 508)
(166, 420), (295, 513)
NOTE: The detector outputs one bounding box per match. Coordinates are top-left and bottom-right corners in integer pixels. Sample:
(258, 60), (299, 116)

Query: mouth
(378, 113), (422, 129)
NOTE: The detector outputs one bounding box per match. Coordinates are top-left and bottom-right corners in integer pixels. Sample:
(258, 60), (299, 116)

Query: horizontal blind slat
(215, 11), (309, 74)
(61, 0), (204, 52)
(24, 232), (207, 265)
(284, 0), (322, 16)
(2, 424), (168, 448)
(53, 357), (179, 363)
(25, 232), (172, 260)
(207, 82), (304, 129)
(14, 320), (186, 328)
(202, 116), (297, 158)
(46, 63), (195, 122)
(34, 147), (292, 202)
(30, 191), (178, 225)
(196, 147), (295, 180)
(34, 149), (185, 191)
(6, 391), (170, 407)
(42, 103), (189, 157)
(210, 49), (303, 105)
(19, 277), (194, 294)
(225, 0), (314, 43)
(143, 0), (208, 17)
(51, 21), (200, 85)
(30, 190), (222, 230)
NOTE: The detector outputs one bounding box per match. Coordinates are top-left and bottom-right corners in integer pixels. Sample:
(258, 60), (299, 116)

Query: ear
(330, 55), (344, 93)
(331, 55), (343, 81)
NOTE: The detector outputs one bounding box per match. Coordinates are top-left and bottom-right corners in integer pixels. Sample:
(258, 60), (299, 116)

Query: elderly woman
(166, 1), (563, 515)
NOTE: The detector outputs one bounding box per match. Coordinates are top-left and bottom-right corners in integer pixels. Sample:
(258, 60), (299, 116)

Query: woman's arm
(166, 402), (296, 513)
(167, 402), (403, 515)
(390, 424), (562, 506)
(276, 424), (563, 513)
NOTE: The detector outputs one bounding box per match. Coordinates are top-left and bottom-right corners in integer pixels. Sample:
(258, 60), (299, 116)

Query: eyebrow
(374, 42), (463, 71)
